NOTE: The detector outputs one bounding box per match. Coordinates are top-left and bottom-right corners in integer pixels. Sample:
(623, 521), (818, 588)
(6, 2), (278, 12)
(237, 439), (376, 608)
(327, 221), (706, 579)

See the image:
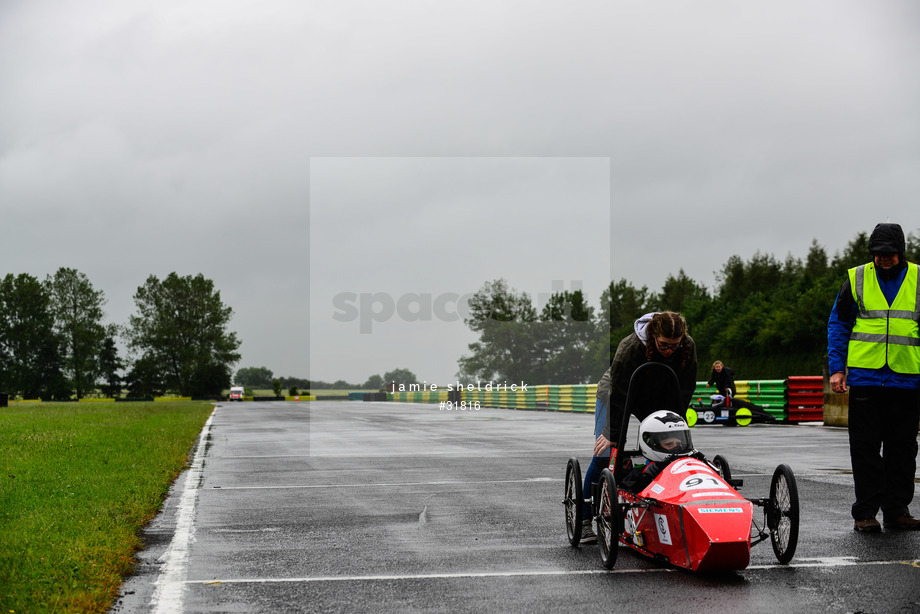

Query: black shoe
(580, 519), (597, 544)
(853, 518), (881, 533)
(883, 515), (920, 531)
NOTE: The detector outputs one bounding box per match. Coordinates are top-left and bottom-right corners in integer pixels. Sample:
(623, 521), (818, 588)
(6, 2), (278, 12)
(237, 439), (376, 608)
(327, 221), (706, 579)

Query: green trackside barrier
(736, 380), (787, 421)
(572, 385), (593, 413)
(533, 385), (548, 410)
(388, 391), (445, 403)
(380, 383), (593, 415)
(547, 391), (560, 411)
(557, 385), (573, 412)
(557, 384), (584, 412)
(692, 382), (719, 400)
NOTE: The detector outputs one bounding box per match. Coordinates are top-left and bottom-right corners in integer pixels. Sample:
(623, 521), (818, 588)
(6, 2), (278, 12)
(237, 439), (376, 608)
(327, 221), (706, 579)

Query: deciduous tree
(536, 290), (595, 383)
(0, 274), (67, 399)
(383, 368), (418, 388)
(235, 366), (274, 387)
(98, 335), (124, 398)
(364, 374), (384, 390)
(127, 273), (241, 396)
(588, 279), (653, 376)
(457, 279), (539, 383)
(46, 267), (108, 399)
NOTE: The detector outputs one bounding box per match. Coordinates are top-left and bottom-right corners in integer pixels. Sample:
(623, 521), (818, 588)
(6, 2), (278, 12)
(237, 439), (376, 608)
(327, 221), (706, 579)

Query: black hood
(868, 223), (906, 256)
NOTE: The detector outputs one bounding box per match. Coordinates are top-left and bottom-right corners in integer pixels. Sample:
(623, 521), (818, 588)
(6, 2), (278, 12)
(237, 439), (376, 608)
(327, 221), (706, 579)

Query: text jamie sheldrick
(392, 381), (528, 392)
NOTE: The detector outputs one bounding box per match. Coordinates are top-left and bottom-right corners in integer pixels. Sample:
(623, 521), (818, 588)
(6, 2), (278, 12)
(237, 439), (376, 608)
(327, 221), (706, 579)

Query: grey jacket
(596, 320), (698, 442)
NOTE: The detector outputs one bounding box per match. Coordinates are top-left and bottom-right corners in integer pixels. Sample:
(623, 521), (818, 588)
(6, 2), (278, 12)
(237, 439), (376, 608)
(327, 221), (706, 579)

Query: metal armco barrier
(786, 376), (824, 422)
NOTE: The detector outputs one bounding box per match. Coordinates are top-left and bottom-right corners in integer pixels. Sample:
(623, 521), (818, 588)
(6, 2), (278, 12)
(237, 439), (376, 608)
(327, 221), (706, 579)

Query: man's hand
(830, 372), (847, 394)
(593, 434), (612, 457)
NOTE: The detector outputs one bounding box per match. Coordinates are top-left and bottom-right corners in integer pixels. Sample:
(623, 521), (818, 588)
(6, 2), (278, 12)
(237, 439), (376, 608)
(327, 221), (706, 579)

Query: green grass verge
(0, 401), (214, 613)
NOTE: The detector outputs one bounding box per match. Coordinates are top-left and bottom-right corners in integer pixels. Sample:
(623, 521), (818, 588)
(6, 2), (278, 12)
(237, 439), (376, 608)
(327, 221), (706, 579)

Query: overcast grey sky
(2, 1), (919, 385)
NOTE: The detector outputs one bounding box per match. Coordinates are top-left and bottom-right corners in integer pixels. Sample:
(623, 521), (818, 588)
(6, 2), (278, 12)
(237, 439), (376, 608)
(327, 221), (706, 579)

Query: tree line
(234, 366), (418, 391)
(232, 366), (310, 392)
(0, 269), (240, 400)
(458, 229), (920, 383)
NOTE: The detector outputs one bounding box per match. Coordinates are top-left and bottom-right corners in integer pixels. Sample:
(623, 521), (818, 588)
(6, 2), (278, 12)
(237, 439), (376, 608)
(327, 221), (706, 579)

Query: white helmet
(639, 410), (694, 462)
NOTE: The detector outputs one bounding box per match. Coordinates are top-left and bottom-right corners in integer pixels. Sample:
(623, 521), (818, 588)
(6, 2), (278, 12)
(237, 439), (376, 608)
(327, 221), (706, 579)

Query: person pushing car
(580, 311), (698, 543)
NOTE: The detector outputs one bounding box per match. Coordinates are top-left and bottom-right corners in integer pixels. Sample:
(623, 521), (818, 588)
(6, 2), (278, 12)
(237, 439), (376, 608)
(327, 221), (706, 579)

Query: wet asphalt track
(110, 401), (920, 614)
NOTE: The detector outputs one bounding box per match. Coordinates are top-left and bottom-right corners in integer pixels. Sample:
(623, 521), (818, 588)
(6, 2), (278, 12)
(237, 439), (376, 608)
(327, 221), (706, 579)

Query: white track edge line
(182, 557), (920, 585)
(150, 409), (216, 614)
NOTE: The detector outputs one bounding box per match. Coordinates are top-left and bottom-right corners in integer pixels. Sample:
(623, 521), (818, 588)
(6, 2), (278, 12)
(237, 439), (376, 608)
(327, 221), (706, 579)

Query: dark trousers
(848, 385), (920, 521)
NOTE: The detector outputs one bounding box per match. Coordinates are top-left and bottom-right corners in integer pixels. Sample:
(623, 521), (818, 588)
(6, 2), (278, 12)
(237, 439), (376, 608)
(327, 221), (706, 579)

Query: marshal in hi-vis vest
(847, 262), (920, 374)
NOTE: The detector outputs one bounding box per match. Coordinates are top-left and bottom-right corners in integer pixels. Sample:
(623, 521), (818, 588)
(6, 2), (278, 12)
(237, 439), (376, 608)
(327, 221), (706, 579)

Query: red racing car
(564, 363), (799, 571)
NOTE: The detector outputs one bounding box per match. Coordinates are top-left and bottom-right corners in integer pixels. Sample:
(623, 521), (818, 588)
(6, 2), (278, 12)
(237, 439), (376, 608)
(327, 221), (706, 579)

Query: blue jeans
(583, 397), (611, 516)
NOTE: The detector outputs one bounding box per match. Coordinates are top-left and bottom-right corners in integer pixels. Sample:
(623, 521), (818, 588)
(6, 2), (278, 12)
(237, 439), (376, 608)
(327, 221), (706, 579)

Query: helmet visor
(643, 430), (692, 456)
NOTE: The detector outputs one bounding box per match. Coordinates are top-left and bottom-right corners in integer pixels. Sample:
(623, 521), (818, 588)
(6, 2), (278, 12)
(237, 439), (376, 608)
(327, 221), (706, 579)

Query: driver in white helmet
(622, 410), (695, 492)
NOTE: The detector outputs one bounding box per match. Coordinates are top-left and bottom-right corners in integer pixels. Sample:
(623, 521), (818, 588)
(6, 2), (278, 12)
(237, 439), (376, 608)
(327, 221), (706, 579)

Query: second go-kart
(686, 394), (753, 427)
(563, 363), (799, 571)
(686, 392), (777, 427)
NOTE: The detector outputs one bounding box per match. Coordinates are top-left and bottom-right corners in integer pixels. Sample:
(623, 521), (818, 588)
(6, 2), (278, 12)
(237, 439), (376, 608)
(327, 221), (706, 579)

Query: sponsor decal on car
(654, 513), (672, 545)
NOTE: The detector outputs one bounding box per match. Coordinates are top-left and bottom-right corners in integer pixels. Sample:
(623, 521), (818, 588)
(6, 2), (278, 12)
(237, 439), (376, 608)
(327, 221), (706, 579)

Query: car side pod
(680, 499), (754, 572)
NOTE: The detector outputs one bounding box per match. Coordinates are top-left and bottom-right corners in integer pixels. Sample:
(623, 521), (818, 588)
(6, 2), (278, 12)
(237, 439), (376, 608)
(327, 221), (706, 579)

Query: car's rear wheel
(564, 458), (583, 547)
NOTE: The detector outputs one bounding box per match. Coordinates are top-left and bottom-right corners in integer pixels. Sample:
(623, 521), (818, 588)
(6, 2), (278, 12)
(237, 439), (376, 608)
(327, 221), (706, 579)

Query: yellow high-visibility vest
(847, 262), (920, 373)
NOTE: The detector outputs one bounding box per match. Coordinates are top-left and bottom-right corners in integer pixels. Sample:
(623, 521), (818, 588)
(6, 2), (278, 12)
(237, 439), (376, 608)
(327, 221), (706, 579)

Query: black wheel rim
(598, 479), (613, 562)
(564, 460), (582, 546)
(565, 466), (577, 540)
(770, 466), (799, 564)
(597, 471), (619, 568)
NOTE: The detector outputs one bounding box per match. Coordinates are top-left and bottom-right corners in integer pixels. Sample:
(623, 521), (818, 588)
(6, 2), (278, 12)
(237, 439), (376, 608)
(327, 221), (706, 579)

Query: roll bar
(612, 361), (684, 482)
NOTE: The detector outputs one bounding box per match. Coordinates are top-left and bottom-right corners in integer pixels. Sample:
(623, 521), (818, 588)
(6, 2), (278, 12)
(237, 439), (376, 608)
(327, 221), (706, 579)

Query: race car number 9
(679, 475), (728, 491)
